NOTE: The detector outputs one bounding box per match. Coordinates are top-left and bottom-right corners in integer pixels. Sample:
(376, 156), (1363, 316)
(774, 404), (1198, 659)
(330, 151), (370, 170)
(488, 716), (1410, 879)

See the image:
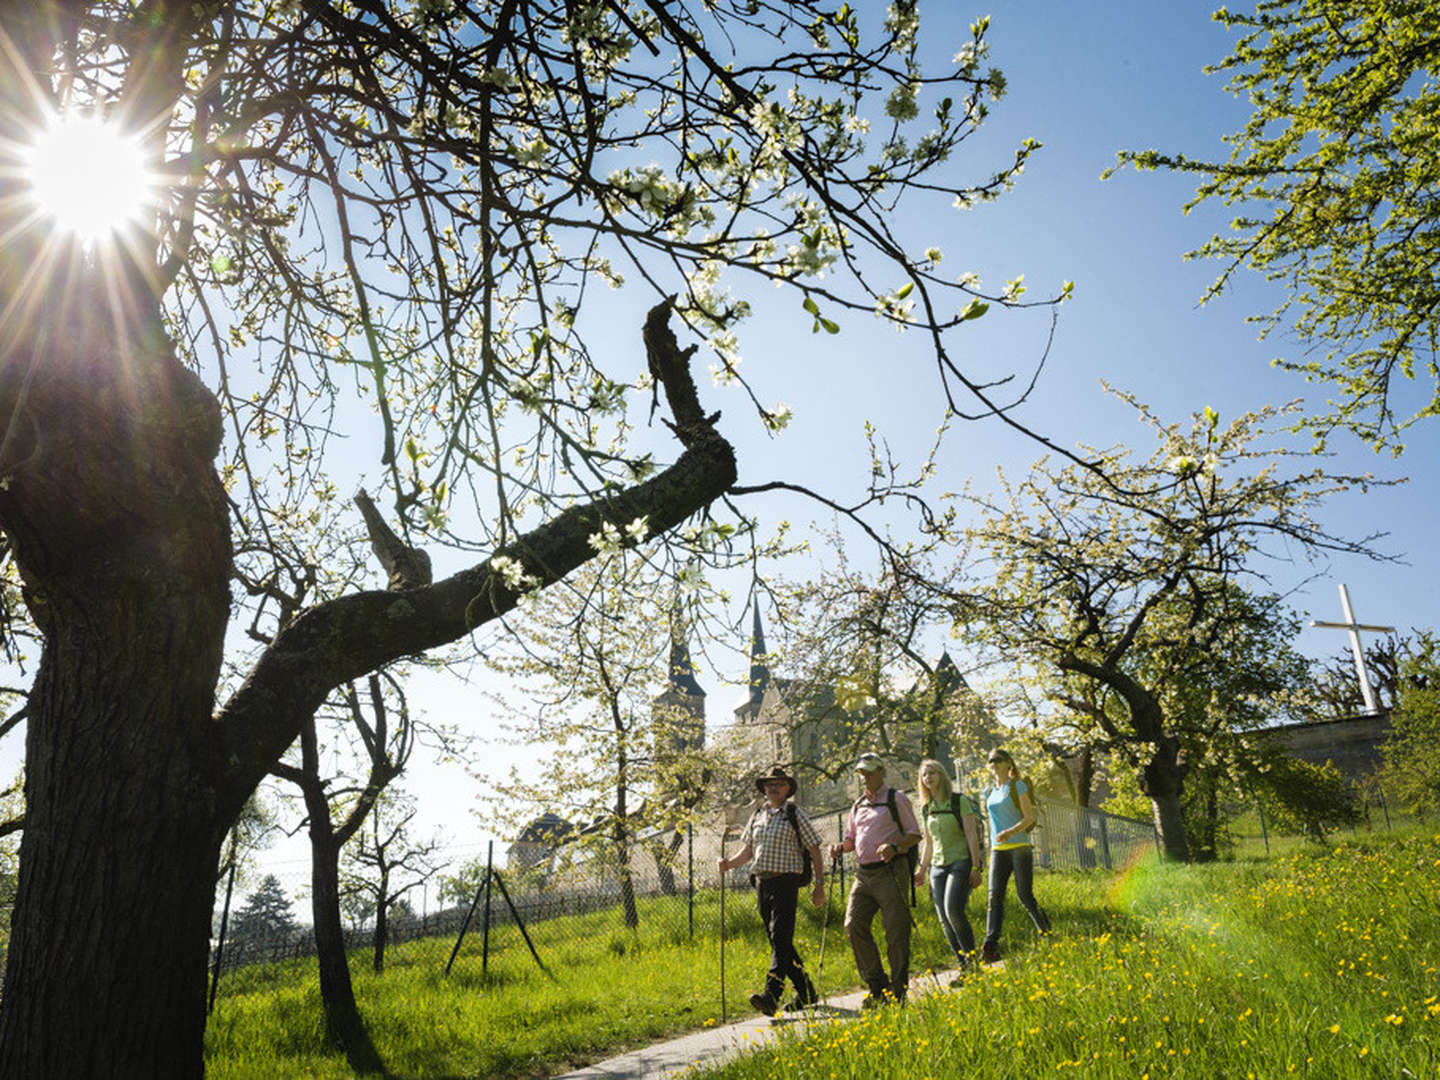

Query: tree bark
(0, 286), (735, 1076)
(277, 707), (387, 1076)
(1139, 736), (1190, 862)
(301, 789), (384, 1075)
(1058, 656), (1192, 861)
(0, 272), (232, 1076)
(372, 874), (390, 975)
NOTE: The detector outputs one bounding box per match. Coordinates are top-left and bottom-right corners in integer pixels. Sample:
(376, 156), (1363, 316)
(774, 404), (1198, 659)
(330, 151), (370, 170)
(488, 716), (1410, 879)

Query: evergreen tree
(228, 875), (299, 942)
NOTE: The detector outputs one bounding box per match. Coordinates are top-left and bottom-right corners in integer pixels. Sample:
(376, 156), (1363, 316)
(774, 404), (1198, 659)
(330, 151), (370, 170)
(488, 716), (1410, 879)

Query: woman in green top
(913, 759), (983, 973)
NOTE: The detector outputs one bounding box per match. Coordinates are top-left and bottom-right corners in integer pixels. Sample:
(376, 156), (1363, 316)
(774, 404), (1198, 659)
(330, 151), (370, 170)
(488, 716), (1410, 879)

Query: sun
(23, 114), (154, 241)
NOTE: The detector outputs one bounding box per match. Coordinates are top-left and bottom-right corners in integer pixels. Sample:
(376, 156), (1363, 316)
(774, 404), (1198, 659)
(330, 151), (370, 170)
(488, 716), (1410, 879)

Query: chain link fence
(205, 798), (1160, 993)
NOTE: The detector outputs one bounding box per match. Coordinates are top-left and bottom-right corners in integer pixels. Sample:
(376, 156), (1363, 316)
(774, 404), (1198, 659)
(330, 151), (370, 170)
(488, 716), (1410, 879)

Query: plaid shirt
(741, 802), (822, 876)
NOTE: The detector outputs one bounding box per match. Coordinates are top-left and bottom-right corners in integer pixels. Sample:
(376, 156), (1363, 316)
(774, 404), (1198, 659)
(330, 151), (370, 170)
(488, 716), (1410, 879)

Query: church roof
(746, 605), (770, 707)
(513, 812), (573, 845)
(657, 599), (704, 699)
(934, 650), (970, 697)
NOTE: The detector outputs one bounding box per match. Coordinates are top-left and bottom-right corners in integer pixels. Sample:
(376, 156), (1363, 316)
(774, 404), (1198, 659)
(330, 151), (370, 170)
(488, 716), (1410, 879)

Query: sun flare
(23, 114), (153, 240)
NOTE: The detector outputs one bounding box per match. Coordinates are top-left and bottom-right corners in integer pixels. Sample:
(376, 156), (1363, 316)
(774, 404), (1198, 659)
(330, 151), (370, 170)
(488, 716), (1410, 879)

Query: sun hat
(755, 764), (798, 799)
(853, 753), (885, 774)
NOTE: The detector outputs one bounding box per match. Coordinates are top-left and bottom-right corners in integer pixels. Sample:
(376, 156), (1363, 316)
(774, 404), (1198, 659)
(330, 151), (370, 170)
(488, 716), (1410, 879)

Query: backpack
(994, 778), (1042, 833)
(784, 804), (814, 886)
(854, 787), (921, 904)
(922, 791), (979, 823)
(923, 792), (983, 858)
(748, 803), (813, 886)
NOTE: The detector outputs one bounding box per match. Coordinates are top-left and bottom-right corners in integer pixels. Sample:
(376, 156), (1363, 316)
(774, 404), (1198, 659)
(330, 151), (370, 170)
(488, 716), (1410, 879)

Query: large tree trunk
(0, 271), (233, 1076)
(0, 270), (733, 1076)
(1140, 737), (1190, 862)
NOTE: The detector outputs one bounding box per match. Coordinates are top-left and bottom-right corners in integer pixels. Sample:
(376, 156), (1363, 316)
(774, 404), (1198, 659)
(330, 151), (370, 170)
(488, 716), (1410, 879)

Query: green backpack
(922, 791), (982, 855)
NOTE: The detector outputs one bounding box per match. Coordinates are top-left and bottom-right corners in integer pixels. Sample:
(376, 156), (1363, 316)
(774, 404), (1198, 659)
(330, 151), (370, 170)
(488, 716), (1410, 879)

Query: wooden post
(489, 869), (551, 977)
(207, 858), (237, 1016)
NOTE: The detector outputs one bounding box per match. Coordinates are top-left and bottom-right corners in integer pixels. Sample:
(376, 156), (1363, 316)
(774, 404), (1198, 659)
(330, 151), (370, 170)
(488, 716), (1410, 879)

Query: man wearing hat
(829, 753), (921, 1007)
(718, 764), (826, 1016)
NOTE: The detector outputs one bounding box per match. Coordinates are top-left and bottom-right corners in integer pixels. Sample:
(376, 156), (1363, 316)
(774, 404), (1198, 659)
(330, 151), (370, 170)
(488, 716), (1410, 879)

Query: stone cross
(1311, 583), (1394, 715)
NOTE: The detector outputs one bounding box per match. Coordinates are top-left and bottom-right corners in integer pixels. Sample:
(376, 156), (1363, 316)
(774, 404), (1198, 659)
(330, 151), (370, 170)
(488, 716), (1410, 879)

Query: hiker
(717, 764), (826, 1017)
(914, 758), (983, 978)
(981, 748), (1052, 963)
(829, 753), (921, 1008)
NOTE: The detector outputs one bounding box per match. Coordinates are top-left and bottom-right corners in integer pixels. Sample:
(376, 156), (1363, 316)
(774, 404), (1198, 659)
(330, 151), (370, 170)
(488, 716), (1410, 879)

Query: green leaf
(820, 317), (840, 334)
(961, 300), (989, 321)
(803, 296), (820, 316)
(895, 281), (914, 300)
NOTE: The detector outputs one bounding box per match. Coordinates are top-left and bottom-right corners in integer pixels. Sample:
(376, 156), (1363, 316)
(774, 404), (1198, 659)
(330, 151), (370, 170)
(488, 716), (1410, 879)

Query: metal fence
(205, 798), (1160, 991)
(1028, 800), (1159, 871)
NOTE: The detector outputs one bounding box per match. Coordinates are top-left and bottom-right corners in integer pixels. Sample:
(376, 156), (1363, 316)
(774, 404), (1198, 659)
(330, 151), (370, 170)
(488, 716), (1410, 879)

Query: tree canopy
(962, 392), (1383, 859)
(1111, 0), (1440, 450)
(0, 3), (1058, 1073)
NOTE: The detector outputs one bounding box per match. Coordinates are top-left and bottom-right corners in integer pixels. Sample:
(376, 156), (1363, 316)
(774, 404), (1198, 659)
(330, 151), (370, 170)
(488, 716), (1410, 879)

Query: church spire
(747, 604), (770, 707)
(667, 599), (704, 698)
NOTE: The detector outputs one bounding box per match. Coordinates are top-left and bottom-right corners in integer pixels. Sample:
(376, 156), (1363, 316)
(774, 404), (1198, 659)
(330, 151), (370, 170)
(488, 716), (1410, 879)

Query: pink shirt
(845, 785), (920, 865)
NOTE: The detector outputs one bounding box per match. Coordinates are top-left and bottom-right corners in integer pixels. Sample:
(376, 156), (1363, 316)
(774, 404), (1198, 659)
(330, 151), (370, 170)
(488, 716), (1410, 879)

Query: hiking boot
(749, 991), (779, 1017)
(860, 993), (888, 1012)
(981, 942), (1001, 964)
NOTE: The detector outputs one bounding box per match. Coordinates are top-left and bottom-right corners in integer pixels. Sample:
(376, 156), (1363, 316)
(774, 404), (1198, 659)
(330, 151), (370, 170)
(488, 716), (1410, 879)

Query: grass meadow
(204, 829), (1439, 1078)
(692, 829), (1440, 1080)
(204, 873), (960, 1078)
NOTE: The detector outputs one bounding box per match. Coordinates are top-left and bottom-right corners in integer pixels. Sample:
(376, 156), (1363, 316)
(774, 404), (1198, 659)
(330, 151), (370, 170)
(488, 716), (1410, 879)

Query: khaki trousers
(844, 861), (911, 998)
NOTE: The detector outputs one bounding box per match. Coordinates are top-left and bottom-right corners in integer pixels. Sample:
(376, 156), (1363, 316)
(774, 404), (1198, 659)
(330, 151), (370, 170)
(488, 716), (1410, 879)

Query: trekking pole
(719, 832), (728, 1023)
(814, 852), (839, 1003)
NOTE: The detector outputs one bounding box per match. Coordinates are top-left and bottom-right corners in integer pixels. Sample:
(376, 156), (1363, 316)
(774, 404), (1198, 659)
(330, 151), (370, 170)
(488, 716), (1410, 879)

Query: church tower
(652, 601), (706, 759)
(734, 605), (772, 725)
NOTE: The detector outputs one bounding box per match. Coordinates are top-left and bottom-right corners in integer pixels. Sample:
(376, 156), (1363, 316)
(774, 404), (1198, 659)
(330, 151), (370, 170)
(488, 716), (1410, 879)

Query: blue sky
(208, 2), (1440, 893)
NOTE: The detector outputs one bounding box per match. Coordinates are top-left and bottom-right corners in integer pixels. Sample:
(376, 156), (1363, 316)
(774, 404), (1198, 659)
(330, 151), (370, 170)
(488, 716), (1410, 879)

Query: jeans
(928, 859), (976, 961)
(984, 846), (1051, 948)
(756, 874), (813, 1000)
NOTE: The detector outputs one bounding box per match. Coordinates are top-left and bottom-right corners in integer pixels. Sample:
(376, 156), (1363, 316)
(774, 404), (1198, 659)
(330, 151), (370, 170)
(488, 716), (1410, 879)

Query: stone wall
(1258, 713), (1391, 784)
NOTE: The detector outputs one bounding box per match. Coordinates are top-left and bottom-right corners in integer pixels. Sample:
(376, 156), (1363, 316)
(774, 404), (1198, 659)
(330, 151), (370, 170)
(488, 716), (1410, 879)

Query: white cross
(1311, 584), (1394, 715)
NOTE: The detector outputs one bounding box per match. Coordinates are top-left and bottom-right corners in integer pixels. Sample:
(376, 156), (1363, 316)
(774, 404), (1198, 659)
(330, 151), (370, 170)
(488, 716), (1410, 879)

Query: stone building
(505, 812), (574, 871)
(718, 608), (988, 816)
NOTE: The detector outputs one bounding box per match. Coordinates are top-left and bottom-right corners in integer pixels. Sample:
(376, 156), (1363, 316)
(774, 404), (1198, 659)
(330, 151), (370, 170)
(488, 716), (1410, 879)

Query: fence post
(207, 858), (237, 1016)
(1097, 810), (1113, 871)
(687, 822), (694, 940)
(1256, 795), (1270, 855)
(481, 840), (494, 977)
(1376, 783), (1392, 830)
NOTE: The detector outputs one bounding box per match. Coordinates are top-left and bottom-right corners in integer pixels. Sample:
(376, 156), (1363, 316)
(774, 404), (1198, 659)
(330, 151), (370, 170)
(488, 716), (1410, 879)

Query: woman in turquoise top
(913, 759), (982, 976)
(981, 748), (1051, 963)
